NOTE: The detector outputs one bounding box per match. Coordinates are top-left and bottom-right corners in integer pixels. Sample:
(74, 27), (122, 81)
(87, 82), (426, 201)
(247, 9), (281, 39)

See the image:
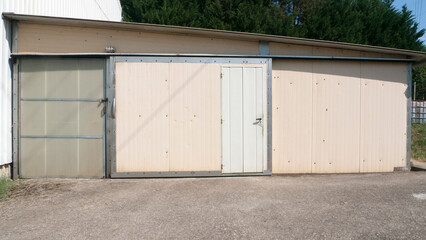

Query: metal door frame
(13, 56), (107, 178)
(107, 56), (272, 178)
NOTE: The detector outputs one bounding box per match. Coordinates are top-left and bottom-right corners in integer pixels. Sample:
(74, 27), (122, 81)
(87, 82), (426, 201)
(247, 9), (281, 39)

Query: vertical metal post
(406, 63), (412, 170)
(106, 57), (116, 177)
(11, 21), (19, 180)
(413, 82), (416, 101)
(12, 59), (19, 180)
(266, 58), (272, 173)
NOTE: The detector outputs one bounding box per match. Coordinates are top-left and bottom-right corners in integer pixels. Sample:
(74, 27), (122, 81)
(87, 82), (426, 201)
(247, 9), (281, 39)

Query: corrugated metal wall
(0, 0), (122, 166)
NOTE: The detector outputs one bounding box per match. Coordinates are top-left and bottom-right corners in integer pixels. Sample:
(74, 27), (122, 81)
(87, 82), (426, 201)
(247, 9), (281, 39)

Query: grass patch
(0, 177), (16, 200)
(412, 123), (426, 162)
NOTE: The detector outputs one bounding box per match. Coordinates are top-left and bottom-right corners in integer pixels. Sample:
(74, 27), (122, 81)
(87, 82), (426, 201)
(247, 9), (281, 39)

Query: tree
(413, 66), (426, 100)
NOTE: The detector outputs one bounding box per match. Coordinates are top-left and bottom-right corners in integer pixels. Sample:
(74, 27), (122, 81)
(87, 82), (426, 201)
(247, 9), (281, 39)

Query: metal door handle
(99, 97), (108, 103)
(97, 98), (108, 108)
(112, 98), (116, 119)
(254, 117), (262, 126)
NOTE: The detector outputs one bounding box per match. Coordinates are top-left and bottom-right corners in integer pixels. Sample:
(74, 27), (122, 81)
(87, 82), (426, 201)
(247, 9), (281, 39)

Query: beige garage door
(114, 62), (222, 174)
(111, 57), (270, 177)
(19, 58), (105, 178)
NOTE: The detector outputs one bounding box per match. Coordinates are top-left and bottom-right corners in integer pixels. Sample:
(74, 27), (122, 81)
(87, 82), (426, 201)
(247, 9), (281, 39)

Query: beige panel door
(311, 61), (361, 173)
(272, 60), (313, 174)
(168, 63), (221, 172)
(115, 63), (170, 172)
(115, 62), (222, 173)
(20, 58), (105, 178)
(360, 63), (407, 172)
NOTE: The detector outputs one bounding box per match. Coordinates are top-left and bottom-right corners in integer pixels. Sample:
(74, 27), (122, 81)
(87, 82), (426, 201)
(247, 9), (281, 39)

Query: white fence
(412, 101), (426, 124)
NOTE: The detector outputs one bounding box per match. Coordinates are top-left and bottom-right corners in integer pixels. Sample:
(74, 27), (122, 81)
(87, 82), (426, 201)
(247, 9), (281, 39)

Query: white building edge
(0, 0), (122, 175)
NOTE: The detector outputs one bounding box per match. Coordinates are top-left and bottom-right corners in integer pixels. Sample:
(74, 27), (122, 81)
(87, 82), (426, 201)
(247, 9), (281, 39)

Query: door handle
(254, 117), (262, 126)
(97, 97), (108, 108)
(112, 98), (116, 119)
(98, 97), (108, 103)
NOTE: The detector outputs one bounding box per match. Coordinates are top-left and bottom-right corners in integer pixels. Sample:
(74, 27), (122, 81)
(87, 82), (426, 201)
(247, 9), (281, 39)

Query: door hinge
(221, 119), (223, 124)
(220, 73), (223, 79)
(221, 164), (223, 169)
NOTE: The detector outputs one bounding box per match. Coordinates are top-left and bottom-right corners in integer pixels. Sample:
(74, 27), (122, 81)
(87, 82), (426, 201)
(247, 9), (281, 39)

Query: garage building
(4, 13), (426, 178)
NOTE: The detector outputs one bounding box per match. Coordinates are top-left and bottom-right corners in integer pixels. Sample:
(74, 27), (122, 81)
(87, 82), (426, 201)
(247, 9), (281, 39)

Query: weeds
(412, 123), (426, 162)
(0, 177), (16, 200)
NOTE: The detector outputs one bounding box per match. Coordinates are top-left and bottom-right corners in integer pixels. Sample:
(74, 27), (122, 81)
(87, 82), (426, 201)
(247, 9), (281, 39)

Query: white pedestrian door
(222, 66), (265, 173)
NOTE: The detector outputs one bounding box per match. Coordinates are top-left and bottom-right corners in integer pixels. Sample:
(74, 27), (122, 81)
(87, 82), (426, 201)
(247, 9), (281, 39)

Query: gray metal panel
(259, 41), (269, 55)
(21, 98), (99, 102)
(111, 170), (271, 178)
(12, 59), (19, 180)
(11, 53), (417, 63)
(10, 21), (19, 177)
(267, 58), (272, 172)
(17, 57), (107, 178)
(406, 64), (412, 170)
(114, 56), (269, 64)
(21, 135), (102, 139)
(102, 59), (107, 178)
(106, 57), (116, 178)
(110, 56), (273, 178)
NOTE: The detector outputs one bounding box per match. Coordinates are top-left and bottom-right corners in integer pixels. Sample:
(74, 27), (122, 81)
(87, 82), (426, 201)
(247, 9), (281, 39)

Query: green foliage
(299, 0), (425, 50)
(120, 0), (425, 51)
(121, 0), (296, 35)
(413, 66), (426, 100)
(0, 177), (15, 200)
(412, 123), (426, 162)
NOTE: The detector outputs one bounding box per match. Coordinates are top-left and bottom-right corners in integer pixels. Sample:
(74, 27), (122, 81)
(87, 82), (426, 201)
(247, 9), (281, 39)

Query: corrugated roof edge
(3, 12), (426, 60)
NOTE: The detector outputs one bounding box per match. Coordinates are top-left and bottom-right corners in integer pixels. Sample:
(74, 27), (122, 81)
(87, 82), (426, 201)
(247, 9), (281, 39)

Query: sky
(392, 0), (426, 43)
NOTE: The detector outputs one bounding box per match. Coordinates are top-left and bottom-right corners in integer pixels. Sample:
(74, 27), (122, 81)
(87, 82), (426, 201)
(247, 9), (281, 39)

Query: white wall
(0, 0), (122, 166)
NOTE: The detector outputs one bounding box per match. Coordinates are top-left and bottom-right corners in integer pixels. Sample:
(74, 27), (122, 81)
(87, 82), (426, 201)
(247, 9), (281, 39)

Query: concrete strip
(411, 159), (426, 169)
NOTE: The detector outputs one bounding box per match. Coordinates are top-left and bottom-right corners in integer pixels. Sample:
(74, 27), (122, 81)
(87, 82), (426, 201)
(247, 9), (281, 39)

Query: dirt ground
(0, 172), (425, 240)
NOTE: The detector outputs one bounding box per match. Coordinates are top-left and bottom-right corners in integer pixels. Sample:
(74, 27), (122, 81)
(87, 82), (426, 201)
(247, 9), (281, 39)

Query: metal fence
(412, 101), (426, 124)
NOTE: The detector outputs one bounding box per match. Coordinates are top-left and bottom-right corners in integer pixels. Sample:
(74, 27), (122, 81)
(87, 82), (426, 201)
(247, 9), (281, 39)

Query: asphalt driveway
(0, 172), (425, 239)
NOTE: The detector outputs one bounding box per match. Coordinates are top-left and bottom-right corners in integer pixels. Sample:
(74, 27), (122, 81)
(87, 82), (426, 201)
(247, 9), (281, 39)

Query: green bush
(412, 123), (426, 162)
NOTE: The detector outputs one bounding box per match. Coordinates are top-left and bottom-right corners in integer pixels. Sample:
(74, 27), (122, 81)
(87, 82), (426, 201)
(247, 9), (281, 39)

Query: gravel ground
(0, 172), (425, 240)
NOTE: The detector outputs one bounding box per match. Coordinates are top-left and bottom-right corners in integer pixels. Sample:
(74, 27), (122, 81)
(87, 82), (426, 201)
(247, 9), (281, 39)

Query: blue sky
(392, 0), (426, 43)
